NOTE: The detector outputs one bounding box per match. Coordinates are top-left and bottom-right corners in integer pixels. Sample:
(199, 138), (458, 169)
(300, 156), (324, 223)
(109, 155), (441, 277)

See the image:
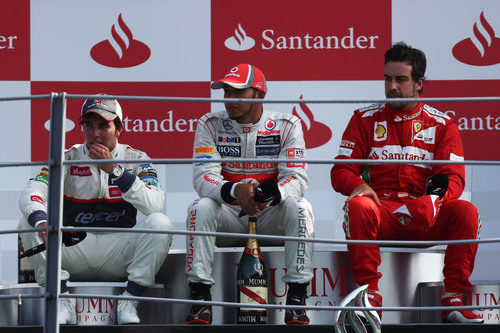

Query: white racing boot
(117, 291), (140, 325)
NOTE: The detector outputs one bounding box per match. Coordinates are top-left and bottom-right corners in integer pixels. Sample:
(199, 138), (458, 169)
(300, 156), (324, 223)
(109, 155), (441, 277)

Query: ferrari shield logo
(412, 121), (436, 144)
(413, 121), (422, 133)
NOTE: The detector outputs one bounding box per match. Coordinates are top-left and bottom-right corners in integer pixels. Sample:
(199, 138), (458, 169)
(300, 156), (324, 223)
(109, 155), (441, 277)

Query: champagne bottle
(18, 236), (36, 283)
(237, 216), (268, 324)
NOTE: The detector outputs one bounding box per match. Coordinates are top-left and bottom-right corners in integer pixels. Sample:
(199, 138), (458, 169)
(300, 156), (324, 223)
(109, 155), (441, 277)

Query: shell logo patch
(374, 121), (387, 141)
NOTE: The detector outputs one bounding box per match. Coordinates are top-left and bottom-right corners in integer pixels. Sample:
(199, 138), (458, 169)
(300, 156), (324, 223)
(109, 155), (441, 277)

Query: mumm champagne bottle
(237, 216), (268, 324)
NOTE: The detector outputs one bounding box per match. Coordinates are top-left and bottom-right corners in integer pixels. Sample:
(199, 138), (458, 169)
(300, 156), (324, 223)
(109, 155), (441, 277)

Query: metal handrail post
(44, 92), (66, 333)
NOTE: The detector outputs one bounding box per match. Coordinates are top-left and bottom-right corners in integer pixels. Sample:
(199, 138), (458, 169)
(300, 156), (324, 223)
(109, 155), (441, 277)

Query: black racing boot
(185, 283), (212, 324)
(284, 283), (310, 325)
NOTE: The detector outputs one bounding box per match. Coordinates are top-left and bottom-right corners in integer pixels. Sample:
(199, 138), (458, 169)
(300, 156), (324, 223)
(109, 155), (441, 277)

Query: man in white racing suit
(18, 95), (173, 325)
(185, 64), (315, 325)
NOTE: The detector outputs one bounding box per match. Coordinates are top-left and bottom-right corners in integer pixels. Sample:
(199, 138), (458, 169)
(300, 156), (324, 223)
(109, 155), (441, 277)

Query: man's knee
(444, 199), (478, 215)
(146, 212), (173, 231)
(278, 197), (314, 235)
(186, 197), (219, 229)
(295, 198), (313, 215)
(442, 200), (480, 235)
(344, 196), (379, 238)
(280, 197), (312, 213)
(347, 196), (378, 211)
(295, 198), (314, 228)
(279, 197), (299, 213)
(195, 197), (219, 210)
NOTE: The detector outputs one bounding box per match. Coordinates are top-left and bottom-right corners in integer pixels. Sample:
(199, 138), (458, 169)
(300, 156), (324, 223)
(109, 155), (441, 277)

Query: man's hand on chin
(88, 142), (116, 174)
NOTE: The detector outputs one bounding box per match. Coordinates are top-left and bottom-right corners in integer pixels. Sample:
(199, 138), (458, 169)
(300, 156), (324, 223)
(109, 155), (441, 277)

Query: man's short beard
(388, 101), (407, 110)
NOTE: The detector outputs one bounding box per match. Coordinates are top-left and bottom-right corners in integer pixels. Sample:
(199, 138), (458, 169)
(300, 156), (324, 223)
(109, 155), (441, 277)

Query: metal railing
(1, 93), (500, 332)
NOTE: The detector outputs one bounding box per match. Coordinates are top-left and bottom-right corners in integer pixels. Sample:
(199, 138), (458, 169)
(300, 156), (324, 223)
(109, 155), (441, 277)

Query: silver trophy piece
(333, 284), (382, 333)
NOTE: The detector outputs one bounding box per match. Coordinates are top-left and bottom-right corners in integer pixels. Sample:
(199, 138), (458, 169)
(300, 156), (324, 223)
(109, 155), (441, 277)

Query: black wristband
(266, 181), (281, 206)
(113, 170), (135, 193)
(221, 182), (236, 204)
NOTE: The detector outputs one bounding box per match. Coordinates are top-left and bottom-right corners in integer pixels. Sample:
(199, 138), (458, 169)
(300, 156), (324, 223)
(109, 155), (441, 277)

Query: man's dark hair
(385, 42), (426, 91)
(113, 117), (123, 130)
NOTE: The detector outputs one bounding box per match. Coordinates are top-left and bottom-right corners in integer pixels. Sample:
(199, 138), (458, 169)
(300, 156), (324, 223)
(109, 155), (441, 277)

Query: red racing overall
(331, 102), (480, 293)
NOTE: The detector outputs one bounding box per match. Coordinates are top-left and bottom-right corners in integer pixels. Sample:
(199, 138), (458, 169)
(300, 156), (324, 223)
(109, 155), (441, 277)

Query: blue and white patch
(139, 163), (152, 171)
(140, 176), (159, 187)
(338, 147), (353, 157)
(195, 154), (212, 166)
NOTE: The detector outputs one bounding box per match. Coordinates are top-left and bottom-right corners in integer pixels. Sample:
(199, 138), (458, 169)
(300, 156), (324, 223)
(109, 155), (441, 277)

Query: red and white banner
(30, 0), (210, 81)
(425, 80), (500, 160)
(30, 81), (210, 161)
(211, 0), (391, 81)
(0, 0), (30, 80)
(392, 0), (500, 80)
(0, 0), (498, 162)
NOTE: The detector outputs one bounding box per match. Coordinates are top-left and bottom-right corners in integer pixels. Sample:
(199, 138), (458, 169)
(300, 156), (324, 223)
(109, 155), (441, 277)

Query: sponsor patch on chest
(256, 146), (280, 156)
(412, 121), (436, 144)
(374, 121), (387, 141)
(70, 166), (92, 177)
(256, 135), (280, 145)
(74, 209), (126, 224)
(368, 145), (433, 169)
(217, 145), (241, 157)
(258, 130), (280, 135)
(218, 136), (241, 143)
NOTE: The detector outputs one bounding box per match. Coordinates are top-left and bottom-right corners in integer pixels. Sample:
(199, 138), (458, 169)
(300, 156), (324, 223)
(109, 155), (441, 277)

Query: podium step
(0, 325), (498, 333)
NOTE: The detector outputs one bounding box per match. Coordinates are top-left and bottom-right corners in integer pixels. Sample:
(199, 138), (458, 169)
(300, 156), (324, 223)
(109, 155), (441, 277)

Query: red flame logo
(292, 95), (332, 149)
(90, 14), (151, 68)
(452, 12), (500, 66)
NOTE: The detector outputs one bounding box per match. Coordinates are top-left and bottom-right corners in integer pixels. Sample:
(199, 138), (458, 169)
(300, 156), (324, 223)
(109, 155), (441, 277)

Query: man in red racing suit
(331, 43), (482, 324)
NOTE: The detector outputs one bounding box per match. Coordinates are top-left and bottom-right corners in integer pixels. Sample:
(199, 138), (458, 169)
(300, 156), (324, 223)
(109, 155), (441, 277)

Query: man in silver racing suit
(18, 95), (173, 325)
(185, 64), (315, 325)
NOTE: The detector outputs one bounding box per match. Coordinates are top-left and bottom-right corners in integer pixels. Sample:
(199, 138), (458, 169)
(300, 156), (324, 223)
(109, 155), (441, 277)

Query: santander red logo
(452, 11), (500, 66)
(90, 14), (151, 68)
(292, 95), (332, 149)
